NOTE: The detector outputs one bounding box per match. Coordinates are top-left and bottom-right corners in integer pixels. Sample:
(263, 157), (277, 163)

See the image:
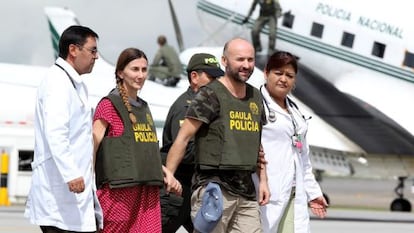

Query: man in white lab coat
(25, 25), (102, 233)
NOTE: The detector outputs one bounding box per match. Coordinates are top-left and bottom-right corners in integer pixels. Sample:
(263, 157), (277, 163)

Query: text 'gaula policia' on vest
(132, 123), (158, 143)
(95, 93), (163, 189)
(229, 111), (260, 132)
(195, 80), (263, 171)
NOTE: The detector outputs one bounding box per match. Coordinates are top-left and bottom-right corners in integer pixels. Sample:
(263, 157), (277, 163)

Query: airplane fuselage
(197, 0), (414, 136)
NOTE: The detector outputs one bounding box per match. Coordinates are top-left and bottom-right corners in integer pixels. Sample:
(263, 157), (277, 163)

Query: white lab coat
(253, 86), (322, 233)
(25, 58), (101, 231)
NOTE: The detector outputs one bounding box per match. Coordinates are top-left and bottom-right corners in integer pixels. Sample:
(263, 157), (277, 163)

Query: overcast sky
(0, 0), (211, 67)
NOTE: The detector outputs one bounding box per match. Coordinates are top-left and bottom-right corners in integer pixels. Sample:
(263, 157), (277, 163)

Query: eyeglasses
(75, 44), (98, 56)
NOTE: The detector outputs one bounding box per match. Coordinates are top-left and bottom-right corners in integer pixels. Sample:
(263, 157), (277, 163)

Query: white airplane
(196, 0), (414, 139)
(193, 0), (414, 211)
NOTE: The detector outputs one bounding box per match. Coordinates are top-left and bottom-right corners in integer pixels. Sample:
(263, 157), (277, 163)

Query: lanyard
(55, 63), (76, 89)
(54, 63), (87, 107)
(287, 107), (299, 136)
(288, 108), (303, 151)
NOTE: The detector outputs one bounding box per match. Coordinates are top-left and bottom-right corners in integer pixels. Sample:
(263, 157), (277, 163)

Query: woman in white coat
(253, 51), (328, 233)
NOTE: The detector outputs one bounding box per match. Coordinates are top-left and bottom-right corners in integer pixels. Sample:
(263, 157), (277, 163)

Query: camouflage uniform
(187, 83), (266, 232)
(245, 0), (282, 55)
(187, 84), (264, 199)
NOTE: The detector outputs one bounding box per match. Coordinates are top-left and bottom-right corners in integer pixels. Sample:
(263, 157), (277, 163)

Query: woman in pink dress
(92, 48), (181, 233)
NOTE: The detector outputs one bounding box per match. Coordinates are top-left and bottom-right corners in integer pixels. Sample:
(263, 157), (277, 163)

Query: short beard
(226, 66), (251, 83)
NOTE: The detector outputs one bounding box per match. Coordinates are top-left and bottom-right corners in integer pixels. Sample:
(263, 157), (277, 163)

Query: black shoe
(164, 77), (180, 87)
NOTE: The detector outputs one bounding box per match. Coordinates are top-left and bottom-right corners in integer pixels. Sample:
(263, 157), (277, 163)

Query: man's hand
(67, 177), (85, 194)
(162, 166), (182, 196)
(309, 196), (328, 218)
(242, 17), (249, 24)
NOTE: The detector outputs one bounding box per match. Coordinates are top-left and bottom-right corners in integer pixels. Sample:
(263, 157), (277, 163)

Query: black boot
(164, 77), (180, 87)
(148, 75), (156, 81)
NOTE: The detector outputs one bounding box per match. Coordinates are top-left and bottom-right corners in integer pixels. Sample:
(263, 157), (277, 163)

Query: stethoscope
(260, 85), (311, 124)
(260, 85), (312, 151)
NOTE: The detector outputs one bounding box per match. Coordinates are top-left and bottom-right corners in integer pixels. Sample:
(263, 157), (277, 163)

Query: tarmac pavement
(1, 176), (414, 232)
(1, 204), (413, 233)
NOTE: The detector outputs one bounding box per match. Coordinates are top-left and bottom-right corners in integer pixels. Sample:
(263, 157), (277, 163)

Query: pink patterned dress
(94, 98), (161, 233)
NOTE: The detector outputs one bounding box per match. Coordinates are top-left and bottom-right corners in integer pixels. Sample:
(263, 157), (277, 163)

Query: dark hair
(265, 51), (298, 74)
(58, 25), (99, 59)
(115, 48), (148, 75)
(186, 70), (202, 83)
(115, 48), (148, 124)
(157, 35), (167, 46)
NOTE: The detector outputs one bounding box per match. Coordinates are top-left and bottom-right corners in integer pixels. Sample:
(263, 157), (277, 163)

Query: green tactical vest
(195, 81), (263, 171)
(95, 94), (164, 189)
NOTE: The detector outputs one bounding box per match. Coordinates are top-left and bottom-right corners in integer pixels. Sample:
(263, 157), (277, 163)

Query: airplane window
(403, 51), (414, 68)
(372, 41), (386, 58)
(341, 32), (354, 48)
(18, 150), (34, 171)
(282, 11), (294, 28)
(311, 22), (324, 38)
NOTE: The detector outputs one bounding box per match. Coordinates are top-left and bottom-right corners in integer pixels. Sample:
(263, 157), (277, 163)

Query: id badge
(291, 134), (303, 151)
